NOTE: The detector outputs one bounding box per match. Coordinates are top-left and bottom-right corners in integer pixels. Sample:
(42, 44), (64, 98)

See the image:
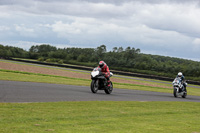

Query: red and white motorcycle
(90, 67), (113, 94)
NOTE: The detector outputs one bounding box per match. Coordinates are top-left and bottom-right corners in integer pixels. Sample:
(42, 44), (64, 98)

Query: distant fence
(5, 58), (200, 86)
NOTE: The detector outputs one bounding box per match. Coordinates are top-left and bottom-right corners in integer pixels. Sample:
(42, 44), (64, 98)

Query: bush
(58, 60), (63, 64)
(37, 57), (44, 62)
(45, 58), (52, 63)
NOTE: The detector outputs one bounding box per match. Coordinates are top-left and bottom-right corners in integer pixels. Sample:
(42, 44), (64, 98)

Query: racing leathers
(98, 62), (111, 86)
(176, 75), (187, 91)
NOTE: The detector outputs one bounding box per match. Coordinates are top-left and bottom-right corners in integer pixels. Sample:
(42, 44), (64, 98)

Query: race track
(0, 80), (200, 102)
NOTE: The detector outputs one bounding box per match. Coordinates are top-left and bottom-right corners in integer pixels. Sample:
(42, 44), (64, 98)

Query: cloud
(0, 25), (10, 31)
(0, 0), (200, 60)
(193, 38), (200, 45)
(138, 3), (200, 38)
(193, 38), (200, 51)
(15, 24), (34, 33)
(51, 21), (82, 35)
(14, 24), (35, 37)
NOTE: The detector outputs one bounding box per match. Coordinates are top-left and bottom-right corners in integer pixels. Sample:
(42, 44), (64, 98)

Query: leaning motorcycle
(172, 77), (187, 98)
(90, 67), (113, 94)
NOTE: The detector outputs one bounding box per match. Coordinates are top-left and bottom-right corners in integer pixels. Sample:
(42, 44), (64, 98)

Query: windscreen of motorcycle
(91, 71), (99, 77)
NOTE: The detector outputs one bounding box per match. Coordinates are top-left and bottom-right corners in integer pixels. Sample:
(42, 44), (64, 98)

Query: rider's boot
(183, 87), (186, 92)
(183, 83), (187, 92)
(107, 80), (111, 87)
(182, 87), (186, 92)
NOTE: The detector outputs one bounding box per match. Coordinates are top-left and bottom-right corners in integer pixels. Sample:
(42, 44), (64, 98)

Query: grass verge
(0, 69), (200, 96)
(0, 101), (200, 133)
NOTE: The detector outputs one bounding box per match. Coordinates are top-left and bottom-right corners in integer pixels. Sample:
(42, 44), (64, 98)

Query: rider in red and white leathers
(98, 61), (111, 86)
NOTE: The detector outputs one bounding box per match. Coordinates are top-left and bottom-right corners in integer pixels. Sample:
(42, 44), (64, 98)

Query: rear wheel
(173, 88), (177, 97)
(91, 80), (98, 93)
(105, 82), (113, 94)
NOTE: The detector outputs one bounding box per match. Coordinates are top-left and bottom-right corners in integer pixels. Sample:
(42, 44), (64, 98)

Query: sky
(0, 0), (200, 61)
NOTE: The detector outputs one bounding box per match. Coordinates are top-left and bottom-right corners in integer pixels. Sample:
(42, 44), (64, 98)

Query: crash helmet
(99, 61), (105, 68)
(178, 72), (183, 77)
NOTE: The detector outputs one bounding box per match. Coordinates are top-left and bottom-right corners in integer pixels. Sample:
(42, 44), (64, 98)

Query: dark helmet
(99, 61), (105, 68)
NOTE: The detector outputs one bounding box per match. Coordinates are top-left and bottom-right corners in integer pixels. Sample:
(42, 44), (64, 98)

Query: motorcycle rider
(98, 61), (111, 87)
(176, 72), (187, 91)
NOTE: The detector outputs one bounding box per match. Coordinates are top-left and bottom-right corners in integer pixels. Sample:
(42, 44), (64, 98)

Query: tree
(113, 47), (117, 52)
(0, 44), (28, 58)
(29, 44), (57, 57)
(124, 46), (139, 64)
(117, 47), (123, 53)
(95, 45), (107, 61)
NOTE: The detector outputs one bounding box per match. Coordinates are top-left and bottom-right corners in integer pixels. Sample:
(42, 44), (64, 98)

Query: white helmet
(178, 72), (183, 77)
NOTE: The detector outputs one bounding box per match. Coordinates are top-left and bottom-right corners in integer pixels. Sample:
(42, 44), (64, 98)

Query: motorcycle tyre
(173, 88), (177, 98)
(91, 80), (98, 93)
(104, 82), (113, 94)
(182, 88), (187, 98)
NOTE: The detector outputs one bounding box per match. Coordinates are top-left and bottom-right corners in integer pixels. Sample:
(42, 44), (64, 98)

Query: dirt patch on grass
(0, 61), (171, 89)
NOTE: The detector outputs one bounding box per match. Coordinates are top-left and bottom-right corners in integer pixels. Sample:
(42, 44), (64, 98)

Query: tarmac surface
(1, 80), (200, 103)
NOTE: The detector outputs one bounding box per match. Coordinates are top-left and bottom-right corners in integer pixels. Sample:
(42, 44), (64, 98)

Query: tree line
(0, 44), (200, 81)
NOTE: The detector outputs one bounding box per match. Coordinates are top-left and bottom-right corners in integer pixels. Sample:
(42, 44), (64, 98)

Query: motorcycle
(172, 77), (187, 98)
(90, 67), (113, 94)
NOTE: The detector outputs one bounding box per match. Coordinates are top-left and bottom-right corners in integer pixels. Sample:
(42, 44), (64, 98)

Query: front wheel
(173, 88), (177, 97)
(91, 80), (98, 93)
(182, 88), (187, 98)
(105, 82), (113, 94)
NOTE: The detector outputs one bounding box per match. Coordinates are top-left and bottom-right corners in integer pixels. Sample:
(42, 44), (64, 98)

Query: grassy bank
(0, 69), (200, 96)
(1, 101), (200, 133)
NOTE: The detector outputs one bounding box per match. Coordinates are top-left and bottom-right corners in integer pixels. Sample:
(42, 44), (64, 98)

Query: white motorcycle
(172, 77), (187, 98)
(90, 67), (113, 94)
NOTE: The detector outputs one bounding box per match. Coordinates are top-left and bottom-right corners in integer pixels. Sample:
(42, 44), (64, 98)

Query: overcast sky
(0, 0), (200, 61)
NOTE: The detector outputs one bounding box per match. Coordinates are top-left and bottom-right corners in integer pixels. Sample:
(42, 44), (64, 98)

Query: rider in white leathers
(176, 72), (187, 91)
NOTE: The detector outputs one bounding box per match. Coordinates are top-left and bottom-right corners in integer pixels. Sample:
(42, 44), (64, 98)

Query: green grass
(1, 69), (200, 96)
(0, 101), (200, 133)
(0, 66), (200, 132)
(0, 69), (90, 86)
